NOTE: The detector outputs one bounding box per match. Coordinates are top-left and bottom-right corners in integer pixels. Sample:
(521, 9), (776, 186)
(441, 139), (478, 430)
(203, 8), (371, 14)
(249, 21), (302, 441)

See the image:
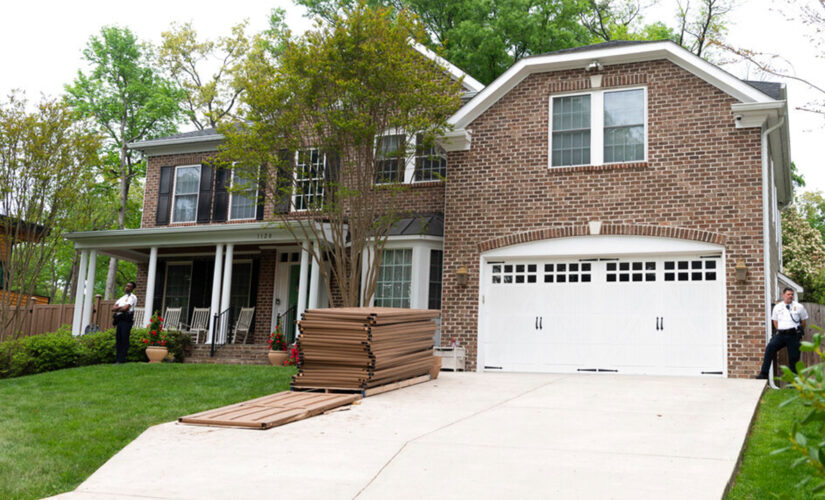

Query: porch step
(185, 344), (271, 365)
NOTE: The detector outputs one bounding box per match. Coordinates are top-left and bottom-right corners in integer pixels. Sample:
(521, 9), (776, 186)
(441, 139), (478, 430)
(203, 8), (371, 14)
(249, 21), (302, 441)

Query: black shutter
(156, 166), (174, 226)
(190, 259), (211, 308)
(212, 167), (230, 222)
(274, 150), (292, 214)
(256, 168), (266, 220)
(197, 163), (214, 223)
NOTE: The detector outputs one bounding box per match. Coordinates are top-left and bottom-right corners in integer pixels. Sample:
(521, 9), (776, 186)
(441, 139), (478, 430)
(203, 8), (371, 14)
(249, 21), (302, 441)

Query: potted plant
(141, 312), (168, 363)
(267, 326), (288, 365)
(284, 343), (300, 366)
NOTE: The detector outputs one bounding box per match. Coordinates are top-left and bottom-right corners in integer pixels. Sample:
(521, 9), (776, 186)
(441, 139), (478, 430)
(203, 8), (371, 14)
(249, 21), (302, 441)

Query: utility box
(434, 346), (466, 371)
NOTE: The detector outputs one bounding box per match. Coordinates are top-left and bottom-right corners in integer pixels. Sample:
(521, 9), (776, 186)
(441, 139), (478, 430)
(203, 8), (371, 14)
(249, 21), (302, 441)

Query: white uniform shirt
(772, 301), (808, 330)
(115, 293), (138, 313)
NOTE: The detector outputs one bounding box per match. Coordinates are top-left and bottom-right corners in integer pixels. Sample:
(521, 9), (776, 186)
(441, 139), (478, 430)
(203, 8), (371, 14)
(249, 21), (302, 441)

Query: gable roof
(449, 40), (780, 129)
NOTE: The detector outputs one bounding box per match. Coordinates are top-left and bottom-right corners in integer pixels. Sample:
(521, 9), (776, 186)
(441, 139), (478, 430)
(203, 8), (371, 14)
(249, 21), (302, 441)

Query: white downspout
(762, 116), (785, 390)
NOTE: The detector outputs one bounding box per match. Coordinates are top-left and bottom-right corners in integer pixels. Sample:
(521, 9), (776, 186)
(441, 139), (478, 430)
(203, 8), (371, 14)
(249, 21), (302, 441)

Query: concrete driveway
(52, 372), (764, 500)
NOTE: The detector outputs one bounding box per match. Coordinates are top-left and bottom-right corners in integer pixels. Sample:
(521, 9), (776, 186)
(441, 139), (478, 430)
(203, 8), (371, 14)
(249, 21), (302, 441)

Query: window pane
(230, 170), (258, 220)
(414, 135), (447, 181)
(175, 166), (200, 195)
(374, 249), (412, 308)
(604, 89), (644, 127)
(294, 149), (326, 211)
(376, 135), (406, 183)
(173, 195), (197, 222)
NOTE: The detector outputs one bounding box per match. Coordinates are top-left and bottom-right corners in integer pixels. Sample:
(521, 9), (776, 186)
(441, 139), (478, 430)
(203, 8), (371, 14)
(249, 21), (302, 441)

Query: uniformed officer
(757, 287), (808, 379)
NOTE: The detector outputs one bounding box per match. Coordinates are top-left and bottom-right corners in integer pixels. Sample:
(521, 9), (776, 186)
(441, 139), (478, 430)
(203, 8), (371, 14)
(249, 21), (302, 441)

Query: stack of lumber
(291, 307), (440, 390)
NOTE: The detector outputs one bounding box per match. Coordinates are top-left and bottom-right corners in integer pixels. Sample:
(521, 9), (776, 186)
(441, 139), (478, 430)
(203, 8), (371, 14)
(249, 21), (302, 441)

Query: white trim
(450, 41), (776, 130)
(170, 164), (202, 224)
(412, 42), (485, 93)
(548, 86), (647, 168)
(291, 149), (327, 212)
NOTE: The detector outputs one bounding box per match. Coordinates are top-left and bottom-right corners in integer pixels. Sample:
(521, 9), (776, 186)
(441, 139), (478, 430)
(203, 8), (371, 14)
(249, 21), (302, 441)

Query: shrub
(0, 324), (192, 379)
(777, 331), (825, 492)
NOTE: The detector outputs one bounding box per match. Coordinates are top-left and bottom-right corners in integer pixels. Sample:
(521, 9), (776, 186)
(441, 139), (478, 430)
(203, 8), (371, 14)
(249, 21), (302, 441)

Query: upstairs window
(604, 89), (644, 163)
(375, 134), (406, 184)
(229, 169), (259, 220)
(550, 87), (646, 167)
(293, 149), (326, 211)
(171, 165), (201, 223)
(414, 135), (447, 182)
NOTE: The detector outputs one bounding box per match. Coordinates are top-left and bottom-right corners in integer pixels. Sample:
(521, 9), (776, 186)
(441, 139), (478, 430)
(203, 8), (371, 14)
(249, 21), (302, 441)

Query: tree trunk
(104, 257), (118, 299)
(63, 253), (78, 304)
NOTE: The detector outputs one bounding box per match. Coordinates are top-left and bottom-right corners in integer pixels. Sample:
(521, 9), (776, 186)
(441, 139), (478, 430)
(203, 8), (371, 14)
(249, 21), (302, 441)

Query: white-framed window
(293, 149), (326, 211)
(374, 133), (448, 184)
(229, 168), (259, 220)
(374, 248), (413, 308)
(171, 165), (201, 223)
(375, 134), (406, 184)
(414, 134), (447, 182)
(549, 87), (647, 167)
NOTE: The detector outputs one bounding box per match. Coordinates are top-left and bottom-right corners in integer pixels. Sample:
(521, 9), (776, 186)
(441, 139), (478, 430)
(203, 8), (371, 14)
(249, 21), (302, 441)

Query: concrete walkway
(51, 372), (765, 500)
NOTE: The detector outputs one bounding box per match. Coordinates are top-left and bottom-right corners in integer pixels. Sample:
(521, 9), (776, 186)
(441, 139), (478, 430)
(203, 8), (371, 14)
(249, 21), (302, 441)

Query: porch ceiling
(65, 222), (303, 263)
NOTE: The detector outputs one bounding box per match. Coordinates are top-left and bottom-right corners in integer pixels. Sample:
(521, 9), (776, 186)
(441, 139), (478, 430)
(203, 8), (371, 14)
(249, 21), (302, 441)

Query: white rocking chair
(132, 307), (145, 328)
(231, 307), (256, 344)
(184, 307), (211, 344)
(163, 307), (183, 332)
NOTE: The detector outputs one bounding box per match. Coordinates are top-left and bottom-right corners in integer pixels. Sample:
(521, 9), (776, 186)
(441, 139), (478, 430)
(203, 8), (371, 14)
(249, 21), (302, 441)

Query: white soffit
(449, 41), (776, 129)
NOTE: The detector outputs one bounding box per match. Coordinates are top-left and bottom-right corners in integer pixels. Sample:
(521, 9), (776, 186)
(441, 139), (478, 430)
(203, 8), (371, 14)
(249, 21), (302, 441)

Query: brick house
(67, 40), (792, 378)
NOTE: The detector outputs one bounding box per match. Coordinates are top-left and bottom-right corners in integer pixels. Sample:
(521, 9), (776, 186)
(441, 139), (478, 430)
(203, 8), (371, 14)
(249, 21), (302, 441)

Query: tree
(0, 93), (101, 339)
(222, 3), (463, 306)
(672, 0), (731, 58)
(159, 21), (250, 130)
(717, 0), (824, 117)
(65, 26), (182, 299)
(296, 0), (593, 85)
(782, 206), (825, 304)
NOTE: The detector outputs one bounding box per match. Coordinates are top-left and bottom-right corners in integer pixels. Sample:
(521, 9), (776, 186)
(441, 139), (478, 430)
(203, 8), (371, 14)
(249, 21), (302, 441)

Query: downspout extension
(762, 116), (785, 390)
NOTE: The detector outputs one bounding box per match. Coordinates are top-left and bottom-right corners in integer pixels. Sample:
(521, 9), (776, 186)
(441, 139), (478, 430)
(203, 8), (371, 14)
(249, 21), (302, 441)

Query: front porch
(66, 223), (329, 345)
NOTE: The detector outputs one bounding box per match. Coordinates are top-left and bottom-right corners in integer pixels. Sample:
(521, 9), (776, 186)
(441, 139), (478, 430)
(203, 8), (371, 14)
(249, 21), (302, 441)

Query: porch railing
(278, 305), (298, 344)
(210, 308), (233, 357)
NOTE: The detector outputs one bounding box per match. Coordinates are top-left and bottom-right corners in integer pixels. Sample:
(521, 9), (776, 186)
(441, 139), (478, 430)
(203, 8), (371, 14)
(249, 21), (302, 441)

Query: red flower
(161, 340), (167, 346)
(143, 339), (149, 343)
(158, 317), (163, 322)
(151, 331), (157, 336)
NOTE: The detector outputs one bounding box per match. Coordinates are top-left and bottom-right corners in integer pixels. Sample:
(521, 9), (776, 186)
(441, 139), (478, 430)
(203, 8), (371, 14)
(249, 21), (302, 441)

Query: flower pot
(146, 346), (168, 364)
(268, 351), (288, 366)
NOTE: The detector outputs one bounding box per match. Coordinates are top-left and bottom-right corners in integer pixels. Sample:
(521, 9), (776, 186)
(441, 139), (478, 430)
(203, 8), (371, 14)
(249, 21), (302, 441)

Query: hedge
(0, 326), (192, 379)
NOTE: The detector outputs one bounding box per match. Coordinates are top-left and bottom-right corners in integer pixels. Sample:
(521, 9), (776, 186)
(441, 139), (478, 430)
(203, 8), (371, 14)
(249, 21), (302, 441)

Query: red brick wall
(253, 250), (276, 343)
(440, 59), (766, 378)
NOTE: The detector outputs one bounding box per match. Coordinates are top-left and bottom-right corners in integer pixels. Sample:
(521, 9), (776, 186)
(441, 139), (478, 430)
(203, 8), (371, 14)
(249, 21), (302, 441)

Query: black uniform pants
(759, 331), (801, 377)
(115, 319), (133, 363)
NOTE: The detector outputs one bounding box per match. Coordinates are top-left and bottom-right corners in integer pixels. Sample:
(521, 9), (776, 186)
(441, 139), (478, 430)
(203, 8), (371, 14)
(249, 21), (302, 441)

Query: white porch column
(207, 244), (224, 343)
(296, 240), (310, 339)
(71, 250), (89, 336)
(81, 249), (97, 333)
(308, 242), (321, 310)
(143, 247), (158, 327)
(219, 243), (234, 343)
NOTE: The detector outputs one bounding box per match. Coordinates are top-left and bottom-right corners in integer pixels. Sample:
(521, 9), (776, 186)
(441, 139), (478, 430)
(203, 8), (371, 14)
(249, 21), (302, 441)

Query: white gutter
(762, 116), (785, 390)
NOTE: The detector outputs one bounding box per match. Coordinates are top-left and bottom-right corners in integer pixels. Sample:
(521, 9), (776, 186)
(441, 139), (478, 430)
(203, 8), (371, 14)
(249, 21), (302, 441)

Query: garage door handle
(661, 317), (664, 330)
(539, 316), (543, 330)
(655, 317), (660, 330)
(535, 317), (539, 330)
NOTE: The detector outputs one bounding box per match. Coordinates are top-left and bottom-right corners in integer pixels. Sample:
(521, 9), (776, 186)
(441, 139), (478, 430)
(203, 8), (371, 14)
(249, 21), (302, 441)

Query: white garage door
(481, 254), (725, 376)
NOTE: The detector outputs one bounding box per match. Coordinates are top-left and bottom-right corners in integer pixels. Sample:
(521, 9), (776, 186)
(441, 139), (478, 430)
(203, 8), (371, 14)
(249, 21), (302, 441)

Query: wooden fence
(775, 302), (825, 376)
(1, 295), (116, 340)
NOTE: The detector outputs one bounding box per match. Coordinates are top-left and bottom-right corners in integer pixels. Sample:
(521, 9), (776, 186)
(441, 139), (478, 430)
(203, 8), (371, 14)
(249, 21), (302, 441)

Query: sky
(0, 0), (822, 193)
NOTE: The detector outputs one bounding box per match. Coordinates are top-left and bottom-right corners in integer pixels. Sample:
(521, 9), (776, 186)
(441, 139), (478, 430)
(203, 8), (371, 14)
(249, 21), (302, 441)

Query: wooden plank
(178, 391), (361, 430)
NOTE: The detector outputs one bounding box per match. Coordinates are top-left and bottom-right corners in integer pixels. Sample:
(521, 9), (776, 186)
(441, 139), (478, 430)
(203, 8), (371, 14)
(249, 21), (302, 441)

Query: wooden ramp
(178, 391), (361, 430)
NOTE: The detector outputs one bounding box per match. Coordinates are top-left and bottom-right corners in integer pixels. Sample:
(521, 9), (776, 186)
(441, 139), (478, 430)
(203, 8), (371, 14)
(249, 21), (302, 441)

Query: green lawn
(0, 363), (296, 500)
(727, 388), (818, 499)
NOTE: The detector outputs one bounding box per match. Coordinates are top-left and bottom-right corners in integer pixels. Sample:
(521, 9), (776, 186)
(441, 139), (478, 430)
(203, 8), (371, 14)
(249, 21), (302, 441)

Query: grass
(727, 387), (819, 499)
(0, 363), (296, 500)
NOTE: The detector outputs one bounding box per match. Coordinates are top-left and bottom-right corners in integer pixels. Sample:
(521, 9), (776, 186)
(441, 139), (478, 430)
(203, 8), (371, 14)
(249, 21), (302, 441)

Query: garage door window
(491, 263), (538, 284)
(606, 261), (656, 282)
(544, 262), (591, 283)
(664, 259), (717, 281)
